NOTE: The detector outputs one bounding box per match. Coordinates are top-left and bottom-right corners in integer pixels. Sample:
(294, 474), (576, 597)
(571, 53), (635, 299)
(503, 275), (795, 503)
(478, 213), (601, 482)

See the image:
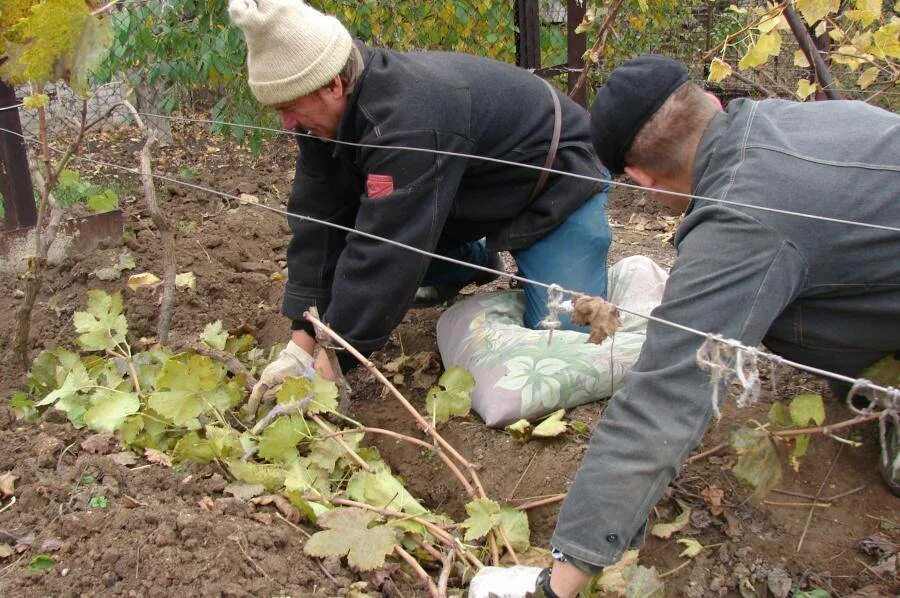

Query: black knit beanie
(590, 55), (689, 174)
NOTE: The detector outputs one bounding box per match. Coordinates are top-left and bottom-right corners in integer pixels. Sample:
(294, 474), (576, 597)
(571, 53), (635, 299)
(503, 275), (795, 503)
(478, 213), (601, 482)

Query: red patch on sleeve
(366, 174), (394, 199)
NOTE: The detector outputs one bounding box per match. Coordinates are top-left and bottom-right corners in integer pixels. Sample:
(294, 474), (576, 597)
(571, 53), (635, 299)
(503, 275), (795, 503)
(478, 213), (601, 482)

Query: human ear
(624, 166), (655, 190)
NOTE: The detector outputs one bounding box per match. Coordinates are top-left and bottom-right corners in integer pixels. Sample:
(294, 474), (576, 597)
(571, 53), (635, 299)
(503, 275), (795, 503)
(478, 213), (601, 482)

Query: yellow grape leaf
(795, 0), (840, 26)
(793, 50), (810, 68)
(597, 549), (639, 595)
(708, 58), (732, 83)
(127, 272), (161, 291)
(857, 66), (879, 89)
(871, 22), (900, 60)
(757, 11), (782, 34)
(739, 32), (782, 69)
(727, 4), (748, 14)
(650, 501), (691, 539)
(828, 27), (845, 42)
(175, 272), (196, 290)
(846, 0), (881, 27)
(22, 93), (49, 110)
(677, 538), (704, 558)
(796, 78), (818, 100)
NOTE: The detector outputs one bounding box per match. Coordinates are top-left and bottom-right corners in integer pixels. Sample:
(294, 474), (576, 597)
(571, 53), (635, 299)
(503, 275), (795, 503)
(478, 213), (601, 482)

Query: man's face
(273, 78), (346, 139)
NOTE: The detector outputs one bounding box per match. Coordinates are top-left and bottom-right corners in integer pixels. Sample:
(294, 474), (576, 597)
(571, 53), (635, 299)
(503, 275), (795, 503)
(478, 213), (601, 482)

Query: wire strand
(2, 125), (899, 398)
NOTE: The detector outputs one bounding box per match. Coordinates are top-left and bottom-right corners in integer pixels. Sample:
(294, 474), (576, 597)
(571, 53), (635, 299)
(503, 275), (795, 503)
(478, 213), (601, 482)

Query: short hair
(624, 81), (718, 176)
(339, 44), (364, 95)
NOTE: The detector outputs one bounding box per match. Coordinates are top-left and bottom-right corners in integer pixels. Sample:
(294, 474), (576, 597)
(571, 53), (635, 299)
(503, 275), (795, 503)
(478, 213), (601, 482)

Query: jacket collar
(687, 109), (729, 215)
(332, 41), (376, 158)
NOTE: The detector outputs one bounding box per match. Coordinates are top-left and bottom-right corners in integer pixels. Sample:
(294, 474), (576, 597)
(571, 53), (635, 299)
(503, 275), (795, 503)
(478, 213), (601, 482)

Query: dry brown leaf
(571, 296), (621, 344)
(144, 448), (173, 467)
(108, 451), (139, 466)
(81, 433), (116, 455)
(0, 472), (17, 498)
(198, 496), (216, 512)
(701, 485), (725, 517)
(0, 544), (13, 559)
(250, 494), (300, 524)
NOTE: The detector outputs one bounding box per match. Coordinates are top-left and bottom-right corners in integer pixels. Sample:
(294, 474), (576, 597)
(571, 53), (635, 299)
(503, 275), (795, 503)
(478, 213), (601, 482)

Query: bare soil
(0, 121), (896, 596)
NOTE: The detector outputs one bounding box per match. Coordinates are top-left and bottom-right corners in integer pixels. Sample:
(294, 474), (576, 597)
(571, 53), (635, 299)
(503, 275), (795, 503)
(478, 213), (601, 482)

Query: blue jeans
(513, 191), (611, 330)
(422, 190), (611, 331)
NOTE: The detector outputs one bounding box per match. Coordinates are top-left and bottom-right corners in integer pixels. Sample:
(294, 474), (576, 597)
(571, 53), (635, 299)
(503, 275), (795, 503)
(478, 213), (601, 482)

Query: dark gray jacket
(283, 43), (604, 358)
(553, 98), (900, 567)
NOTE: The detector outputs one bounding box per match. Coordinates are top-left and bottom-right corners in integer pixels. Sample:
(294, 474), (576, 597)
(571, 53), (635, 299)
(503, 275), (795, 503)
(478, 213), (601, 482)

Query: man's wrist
(291, 329), (316, 355)
(536, 567), (561, 598)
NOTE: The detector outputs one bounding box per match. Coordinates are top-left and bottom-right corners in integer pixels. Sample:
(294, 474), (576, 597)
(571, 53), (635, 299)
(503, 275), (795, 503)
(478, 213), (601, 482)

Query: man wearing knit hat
(228, 0), (613, 395)
(471, 56), (900, 597)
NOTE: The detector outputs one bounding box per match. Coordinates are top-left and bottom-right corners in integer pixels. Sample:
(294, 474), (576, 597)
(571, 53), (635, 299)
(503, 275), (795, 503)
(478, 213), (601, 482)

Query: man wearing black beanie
(471, 56), (899, 597)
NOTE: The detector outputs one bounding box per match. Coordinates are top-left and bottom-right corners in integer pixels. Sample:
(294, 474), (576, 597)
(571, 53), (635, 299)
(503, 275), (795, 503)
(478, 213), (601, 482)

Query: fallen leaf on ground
(0, 472), (17, 498)
(677, 538), (703, 558)
(651, 502), (692, 539)
(701, 485), (725, 516)
(0, 544), (13, 558)
(251, 494), (301, 524)
(225, 483), (265, 501)
(127, 272), (161, 291)
(571, 295), (620, 344)
(81, 433), (116, 455)
(144, 448), (173, 467)
(108, 452), (139, 466)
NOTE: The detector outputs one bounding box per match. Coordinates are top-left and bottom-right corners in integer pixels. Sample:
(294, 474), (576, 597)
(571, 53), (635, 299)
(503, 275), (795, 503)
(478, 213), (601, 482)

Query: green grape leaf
(304, 508), (398, 571)
(308, 376), (339, 414)
(258, 415), (312, 463)
(308, 433), (362, 473)
(149, 355), (242, 428)
(36, 360), (91, 407)
(73, 290), (127, 351)
(201, 321), (228, 350)
(792, 434), (811, 459)
(27, 554), (56, 571)
(172, 432), (216, 464)
(498, 506), (530, 552)
(9, 392), (37, 421)
(532, 409), (568, 437)
(276, 376), (312, 405)
(205, 425), (243, 460)
(767, 401), (792, 427)
(794, 589), (831, 598)
(226, 460), (286, 492)
(795, 0), (840, 26)
(346, 470), (427, 515)
(284, 457), (333, 497)
(730, 427), (782, 497)
(861, 354), (900, 386)
(225, 333), (256, 356)
(506, 419), (532, 441)
(119, 414), (145, 446)
(677, 538), (704, 558)
(87, 189), (117, 214)
(83, 389), (140, 433)
(789, 394), (825, 427)
(462, 498), (501, 541)
(650, 501), (692, 539)
(623, 564), (664, 597)
(425, 366), (475, 423)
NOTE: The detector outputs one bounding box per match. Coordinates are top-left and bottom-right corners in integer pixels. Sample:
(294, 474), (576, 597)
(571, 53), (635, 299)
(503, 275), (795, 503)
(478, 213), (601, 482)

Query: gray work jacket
(553, 98), (900, 567)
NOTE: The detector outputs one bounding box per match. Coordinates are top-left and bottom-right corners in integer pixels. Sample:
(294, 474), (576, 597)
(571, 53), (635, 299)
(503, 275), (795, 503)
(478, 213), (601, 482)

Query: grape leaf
(598, 549), (640, 595)
(796, 79), (818, 100)
(792, 434), (811, 460)
(226, 460), (286, 492)
(201, 321), (228, 350)
(225, 483), (265, 501)
(730, 427), (782, 497)
(87, 189), (117, 214)
(707, 58), (732, 82)
(789, 394), (825, 427)
(27, 554), (55, 571)
(425, 366), (475, 423)
(225, 333), (256, 356)
(172, 432), (216, 464)
(739, 31), (781, 69)
(276, 376), (312, 405)
(623, 564), (664, 597)
(149, 355), (243, 428)
(73, 290), (127, 351)
(650, 502), (692, 539)
(284, 458), (333, 497)
(308, 376), (339, 414)
(205, 425), (243, 460)
(304, 508), (398, 571)
(506, 419), (532, 441)
(36, 360), (91, 407)
(175, 272), (196, 290)
(532, 409), (568, 437)
(462, 498), (501, 541)
(346, 470), (427, 515)
(83, 389), (140, 433)
(308, 433), (362, 473)
(127, 272), (161, 291)
(677, 538), (703, 558)
(498, 506), (530, 552)
(258, 415), (312, 463)
(856, 66), (879, 90)
(861, 354), (900, 386)
(29, 348), (81, 397)
(767, 401), (792, 427)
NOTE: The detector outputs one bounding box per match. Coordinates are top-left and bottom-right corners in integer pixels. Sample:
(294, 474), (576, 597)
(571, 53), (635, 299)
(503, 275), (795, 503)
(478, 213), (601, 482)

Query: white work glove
(468, 565), (543, 598)
(246, 341), (315, 416)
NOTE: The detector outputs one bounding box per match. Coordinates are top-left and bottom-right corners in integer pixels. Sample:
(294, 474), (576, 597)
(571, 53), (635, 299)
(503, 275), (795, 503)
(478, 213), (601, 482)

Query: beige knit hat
(228, 0), (353, 106)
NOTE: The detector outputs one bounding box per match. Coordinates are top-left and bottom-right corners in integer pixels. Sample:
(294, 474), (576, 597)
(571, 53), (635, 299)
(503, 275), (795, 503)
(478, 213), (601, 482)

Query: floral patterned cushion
(436, 256), (668, 427)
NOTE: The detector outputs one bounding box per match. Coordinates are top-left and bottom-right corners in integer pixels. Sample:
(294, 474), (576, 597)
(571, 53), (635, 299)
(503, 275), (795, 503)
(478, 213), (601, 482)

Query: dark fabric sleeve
(282, 137), (359, 325)
(551, 205), (808, 567)
(322, 130), (473, 357)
